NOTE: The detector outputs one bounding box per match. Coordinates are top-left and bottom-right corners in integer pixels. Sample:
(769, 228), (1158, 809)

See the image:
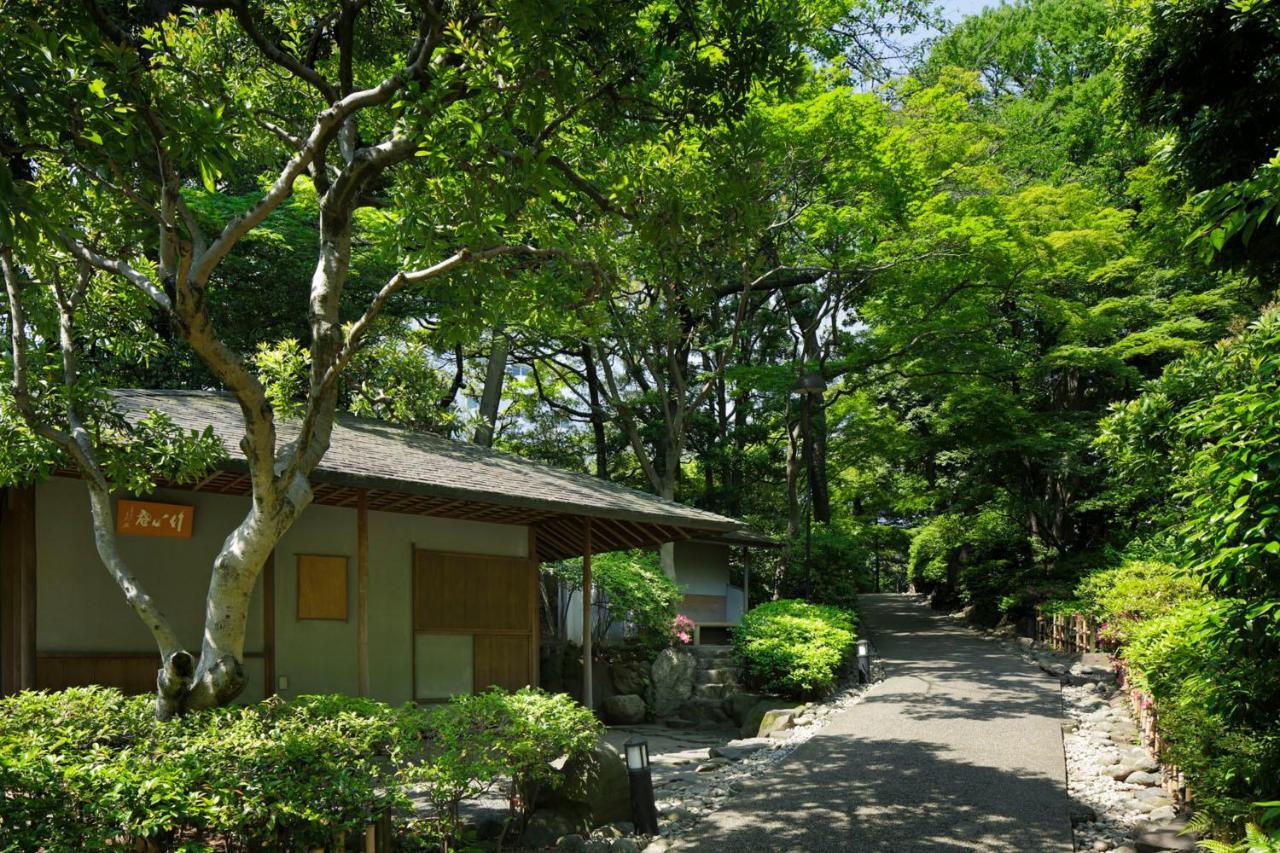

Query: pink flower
(672, 614), (697, 645)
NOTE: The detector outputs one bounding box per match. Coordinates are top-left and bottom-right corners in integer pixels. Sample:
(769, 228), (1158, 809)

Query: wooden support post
(582, 518), (593, 709)
(1, 487), (37, 695)
(356, 490), (370, 697)
(529, 526), (540, 687)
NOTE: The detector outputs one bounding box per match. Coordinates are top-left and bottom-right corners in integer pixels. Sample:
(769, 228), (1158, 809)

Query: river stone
(612, 840), (641, 853)
(612, 661), (649, 696)
(1136, 789), (1172, 806)
(543, 739), (632, 828)
(1121, 749), (1160, 773)
(650, 649), (696, 718)
(1125, 770), (1161, 786)
(601, 694), (647, 725)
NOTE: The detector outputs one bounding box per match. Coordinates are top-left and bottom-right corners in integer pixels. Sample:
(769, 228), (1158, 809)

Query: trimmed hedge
(0, 686), (599, 851)
(732, 599), (857, 699)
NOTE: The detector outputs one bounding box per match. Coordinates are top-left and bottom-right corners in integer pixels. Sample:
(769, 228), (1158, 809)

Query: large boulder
(611, 660), (649, 696)
(601, 694), (647, 725)
(740, 698), (799, 738)
(542, 738), (633, 829)
(649, 648), (696, 718)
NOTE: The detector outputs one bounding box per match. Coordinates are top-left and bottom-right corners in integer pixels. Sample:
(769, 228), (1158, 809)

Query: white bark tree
(0, 0), (817, 716)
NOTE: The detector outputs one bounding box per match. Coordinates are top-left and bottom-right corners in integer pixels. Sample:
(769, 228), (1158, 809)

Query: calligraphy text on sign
(117, 499), (194, 539)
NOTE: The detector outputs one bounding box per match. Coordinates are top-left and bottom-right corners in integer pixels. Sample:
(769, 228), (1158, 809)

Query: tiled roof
(112, 389), (741, 533)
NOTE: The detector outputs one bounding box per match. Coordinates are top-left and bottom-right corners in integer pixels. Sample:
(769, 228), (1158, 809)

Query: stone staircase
(691, 644), (740, 699)
(670, 645), (742, 727)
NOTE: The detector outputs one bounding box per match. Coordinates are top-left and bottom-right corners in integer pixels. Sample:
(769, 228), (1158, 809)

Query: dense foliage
(4, 0), (1280, 840)
(0, 687), (598, 851)
(543, 548), (682, 646)
(732, 600), (857, 698)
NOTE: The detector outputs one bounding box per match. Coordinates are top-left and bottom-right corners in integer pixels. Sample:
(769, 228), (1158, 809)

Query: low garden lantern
(857, 638), (872, 683)
(624, 735), (659, 835)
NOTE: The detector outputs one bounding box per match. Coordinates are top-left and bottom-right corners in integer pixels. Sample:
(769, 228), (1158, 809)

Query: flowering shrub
(672, 614), (696, 644)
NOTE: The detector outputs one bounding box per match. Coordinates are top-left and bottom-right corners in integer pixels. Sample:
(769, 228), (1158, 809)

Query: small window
(296, 554), (349, 620)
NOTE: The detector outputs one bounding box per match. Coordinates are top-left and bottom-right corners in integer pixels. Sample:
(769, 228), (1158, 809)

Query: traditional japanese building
(0, 390), (752, 706)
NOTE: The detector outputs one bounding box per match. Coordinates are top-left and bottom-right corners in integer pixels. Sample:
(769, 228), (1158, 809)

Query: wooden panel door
(414, 552), (531, 633)
(474, 635), (531, 691)
(413, 549), (537, 698)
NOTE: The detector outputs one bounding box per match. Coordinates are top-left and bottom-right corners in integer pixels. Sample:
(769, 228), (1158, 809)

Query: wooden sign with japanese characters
(116, 499), (194, 539)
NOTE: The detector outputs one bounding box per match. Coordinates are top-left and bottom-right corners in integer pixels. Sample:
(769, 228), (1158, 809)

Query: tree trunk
(581, 344), (609, 479)
(808, 395), (830, 524)
(473, 330), (509, 447)
(786, 414), (803, 538)
(658, 461), (678, 580)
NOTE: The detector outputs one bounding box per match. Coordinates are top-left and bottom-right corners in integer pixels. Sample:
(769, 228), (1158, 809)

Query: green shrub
(1117, 601), (1280, 834)
(407, 687), (601, 841)
(1075, 559), (1201, 619)
(732, 599), (857, 698)
(0, 687), (426, 851)
(0, 686), (599, 852)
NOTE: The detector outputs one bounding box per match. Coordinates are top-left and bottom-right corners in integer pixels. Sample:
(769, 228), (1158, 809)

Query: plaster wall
(34, 477), (527, 705)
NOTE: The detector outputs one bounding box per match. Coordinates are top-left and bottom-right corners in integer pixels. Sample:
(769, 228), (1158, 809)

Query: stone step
(694, 652), (736, 667)
(690, 644), (734, 658)
(676, 697), (732, 726)
(695, 668), (739, 686)
(693, 683), (731, 700)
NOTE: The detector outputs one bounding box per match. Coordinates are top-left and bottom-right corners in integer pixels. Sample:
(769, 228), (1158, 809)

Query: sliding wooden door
(412, 549), (537, 698)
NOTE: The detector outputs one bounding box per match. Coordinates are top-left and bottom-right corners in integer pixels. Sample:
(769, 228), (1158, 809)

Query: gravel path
(670, 594), (1073, 852)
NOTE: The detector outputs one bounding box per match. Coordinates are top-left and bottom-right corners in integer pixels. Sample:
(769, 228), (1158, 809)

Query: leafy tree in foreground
(0, 0), (831, 716)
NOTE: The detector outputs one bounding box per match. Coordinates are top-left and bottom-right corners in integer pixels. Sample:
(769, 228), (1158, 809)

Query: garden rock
(709, 738), (770, 761)
(523, 809), (582, 849)
(739, 698), (797, 738)
(612, 662), (649, 696)
(601, 694), (647, 725)
(612, 840), (641, 853)
(756, 708), (796, 737)
(650, 649), (696, 718)
(557, 834), (588, 851)
(544, 739), (633, 829)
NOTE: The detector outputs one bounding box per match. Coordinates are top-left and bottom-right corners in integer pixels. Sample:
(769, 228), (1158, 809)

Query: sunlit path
(674, 594), (1072, 852)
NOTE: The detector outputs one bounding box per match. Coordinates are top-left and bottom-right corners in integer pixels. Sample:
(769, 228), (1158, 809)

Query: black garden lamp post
(624, 735), (660, 835)
(857, 638), (872, 683)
